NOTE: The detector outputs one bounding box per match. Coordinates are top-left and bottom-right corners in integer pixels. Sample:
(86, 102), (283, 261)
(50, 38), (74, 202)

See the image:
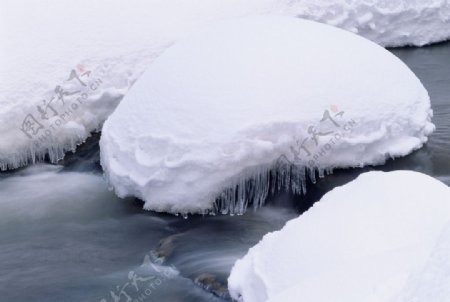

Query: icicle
(318, 167), (325, 179)
(270, 169), (277, 195)
(0, 132), (92, 171)
(309, 167), (317, 184)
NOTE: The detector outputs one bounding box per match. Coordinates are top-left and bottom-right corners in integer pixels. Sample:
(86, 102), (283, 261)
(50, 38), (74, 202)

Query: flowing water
(0, 41), (449, 302)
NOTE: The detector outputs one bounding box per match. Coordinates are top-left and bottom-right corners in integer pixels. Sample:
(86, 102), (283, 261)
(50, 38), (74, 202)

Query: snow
(0, 0), (286, 171)
(289, 0), (450, 47)
(100, 16), (434, 215)
(1, 0), (448, 171)
(227, 171), (450, 302)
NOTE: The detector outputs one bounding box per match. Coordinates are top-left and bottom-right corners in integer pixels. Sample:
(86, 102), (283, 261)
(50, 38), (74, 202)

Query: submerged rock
(152, 234), (184, 262)
(194, 273), (231, 300)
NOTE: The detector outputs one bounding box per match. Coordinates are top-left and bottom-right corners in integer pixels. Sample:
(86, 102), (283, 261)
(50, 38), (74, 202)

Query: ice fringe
(209, 156), (333, 216)
(0, 135), (85, 171)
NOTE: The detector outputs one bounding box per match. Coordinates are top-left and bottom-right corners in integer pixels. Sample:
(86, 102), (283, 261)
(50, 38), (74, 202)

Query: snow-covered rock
(100, 16), (434, 215)
(228, 171), (450, 302)
(1, 0), (448, 171)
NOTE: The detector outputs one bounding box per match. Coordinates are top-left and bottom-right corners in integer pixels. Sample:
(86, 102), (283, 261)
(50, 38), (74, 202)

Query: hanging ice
(100, 16), (434, 215)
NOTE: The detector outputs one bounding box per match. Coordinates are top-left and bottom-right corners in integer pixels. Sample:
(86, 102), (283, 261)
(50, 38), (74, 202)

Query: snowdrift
(228, 170), (450, 302)
(290, 0), (450, 47)
(1, 0), (447, 171)
(100, 16), (434, 214)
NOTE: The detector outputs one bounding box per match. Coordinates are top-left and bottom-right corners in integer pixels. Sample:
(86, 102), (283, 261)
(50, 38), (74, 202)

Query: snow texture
(228, 171), (450, 302)
(0, 0), (286, 171)
(290, 0), (450, 47)
(100, 16), (434, 215)
(1, 0), (448, 171)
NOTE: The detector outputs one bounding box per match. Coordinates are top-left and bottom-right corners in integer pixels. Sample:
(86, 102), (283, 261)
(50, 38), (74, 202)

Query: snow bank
(288, 0), (450, 47)
(0, 0), (287, 171)
(1, 0), (448, 171)
(100, 16), (434, 215)
(228, 171), (450, 302)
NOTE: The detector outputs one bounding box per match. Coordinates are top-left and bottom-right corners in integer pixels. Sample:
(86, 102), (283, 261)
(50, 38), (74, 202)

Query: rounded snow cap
(100, 16), (434, 214)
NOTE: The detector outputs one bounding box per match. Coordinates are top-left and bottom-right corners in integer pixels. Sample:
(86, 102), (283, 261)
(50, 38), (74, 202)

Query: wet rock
(152, 233), (184, 262)
(194, 273), (230, 300)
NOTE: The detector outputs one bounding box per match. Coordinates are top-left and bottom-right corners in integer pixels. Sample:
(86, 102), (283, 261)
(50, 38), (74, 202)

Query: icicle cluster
(0, 136), (87, 171)
(211, 156), (334, 216)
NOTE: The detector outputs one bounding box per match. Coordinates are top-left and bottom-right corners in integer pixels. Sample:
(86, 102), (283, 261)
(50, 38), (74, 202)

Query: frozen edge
(131, 158), (335, 218)
(0, 61), (129, 171)
(0, 133), (90, 171)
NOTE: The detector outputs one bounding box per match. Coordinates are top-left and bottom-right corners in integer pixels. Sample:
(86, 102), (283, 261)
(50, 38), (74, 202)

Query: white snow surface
(1, 0), (448, 171)
(228, 171), (450, 302)
(100, 16), (434, 214)
(291, 0), (450, 47)
(0, 0), (288, 170)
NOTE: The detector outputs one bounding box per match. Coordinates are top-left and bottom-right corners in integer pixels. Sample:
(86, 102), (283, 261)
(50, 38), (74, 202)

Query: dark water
(0, 41), (449, 302)
(0, 163), (298, 302)
(388, 43), (450, 180)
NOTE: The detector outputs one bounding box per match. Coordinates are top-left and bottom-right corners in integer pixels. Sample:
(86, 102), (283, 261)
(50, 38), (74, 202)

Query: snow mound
(1, 0), (448, 171)
(228, 171), (450, 302)
(100, 16), (434, 215)
(289, 0), (450, 47)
